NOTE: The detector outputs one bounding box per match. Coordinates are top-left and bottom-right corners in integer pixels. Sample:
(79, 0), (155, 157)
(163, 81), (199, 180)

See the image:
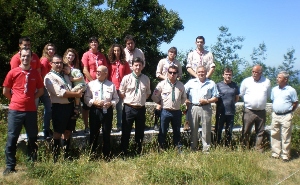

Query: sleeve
(156, 60), (163, 77)
(81, 52), (89, 67)
(181, 85), (187, 104)
(235, 83), (240, 95)
(84, 83), (95, 107)
(124, 62), (131, 75)
(184, 81), (190, 94)
(33, 54), (41, 69)
(146, 76), (151, 95)
(270, 88), (274, 101)
(177, 62), (183, 78)
(290, 88), (298, 102)
(151, 82), (162, 103)
(3, 71), (13, 88)
(140, 49), (146, 67)
(266, 79), (271, 99)
(10, 54), (20, 69)
(209, 53), (215, 68)
(111, 84), (119, 107)
(40, 58), (49, 78)
(211, 83), (219, 98)
(239, 79), (246, 97)
(119, 76), (127, 95)
(35, 71), (44, 89)
(44, 75), (66, 97)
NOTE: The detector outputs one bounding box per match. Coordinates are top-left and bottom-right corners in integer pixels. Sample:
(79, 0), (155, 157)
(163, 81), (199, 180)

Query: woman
(40, 43), (56, 139)
(63, 48), (81, 70)
(107, 44), (131, 132)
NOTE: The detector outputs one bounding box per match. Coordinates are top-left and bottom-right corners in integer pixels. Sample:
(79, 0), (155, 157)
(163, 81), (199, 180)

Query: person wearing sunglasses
(184, 66), (218, 153)
(152, 65), (186, 152)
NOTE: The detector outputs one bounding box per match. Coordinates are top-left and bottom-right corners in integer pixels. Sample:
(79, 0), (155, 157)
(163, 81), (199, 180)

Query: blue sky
(159, 0), (300, 70)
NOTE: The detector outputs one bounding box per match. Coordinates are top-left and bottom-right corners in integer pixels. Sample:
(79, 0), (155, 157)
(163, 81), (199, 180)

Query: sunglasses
(168, 71), (177, 75)
(52, 62), (63, 65)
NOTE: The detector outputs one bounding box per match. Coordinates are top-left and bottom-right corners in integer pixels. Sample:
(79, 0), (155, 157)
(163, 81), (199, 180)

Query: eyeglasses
(168, 71), (177, 75)
(96, 71), (106, 74)
(52, 62), (63, 65)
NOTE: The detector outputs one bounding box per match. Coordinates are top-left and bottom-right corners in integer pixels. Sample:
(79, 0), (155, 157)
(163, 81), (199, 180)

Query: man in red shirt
(2, 48), (44, 175)
(10, 37), (41, 74)
(81, 36), (108, 133)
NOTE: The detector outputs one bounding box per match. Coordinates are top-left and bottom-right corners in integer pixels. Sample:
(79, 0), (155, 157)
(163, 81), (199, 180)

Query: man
(10, 37), (41, 73)
(240, 65), (271, 151)
(270, 71), (298, 162)
(84, 65), (119, 159)
(184, 66), (218, 152)
(124, 35), (145, 70)
(44, 54), (82, 162)
(2, 48), (44, 175)
(186, 36), (215, 78)
(119, 57), (151, 156)
(152, 65), (186, 150)
(81, 36), (108, 133)
(154, 47), (183, 131)
(215, 68), (239, 146)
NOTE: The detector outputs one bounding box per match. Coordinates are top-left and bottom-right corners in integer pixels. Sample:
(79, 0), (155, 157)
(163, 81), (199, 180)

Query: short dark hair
(19, 47), (32, 57)
(52, 54), (62, 62)
(168, 65), (178, 73)
(89, 36), (99, 43)
(124, 35), (135, 43)
(223, 67), (233, 74)
(168, 47), (177, 55)
(19, 36), (31, 44)
(196, 36), (205, 43)
(132, 57), (144, 66)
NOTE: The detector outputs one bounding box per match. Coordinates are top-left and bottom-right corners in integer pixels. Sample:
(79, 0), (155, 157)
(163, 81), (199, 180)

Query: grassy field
(0, 107), (299, 184)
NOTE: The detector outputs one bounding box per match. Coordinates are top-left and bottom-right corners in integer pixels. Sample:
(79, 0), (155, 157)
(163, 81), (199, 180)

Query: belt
(247, 108), (265, 112)
(275, 110), (292, 115)
(192, 104), (204, 107)
(163, 108), (178, 111)
(124, 103), (144, 109)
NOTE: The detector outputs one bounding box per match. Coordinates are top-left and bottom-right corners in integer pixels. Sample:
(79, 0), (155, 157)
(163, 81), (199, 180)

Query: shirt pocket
(161, 89), (171, 100)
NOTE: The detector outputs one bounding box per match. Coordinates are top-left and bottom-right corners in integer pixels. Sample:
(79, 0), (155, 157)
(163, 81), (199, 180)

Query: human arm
(187, 68), (198, 78)
(3, 87), (12, 100)
(35, 88), (44, 99)
(206, 67), (215, 78)
(151, 83), (162, 103)
(62, 89), (83, 98)
(83, 66), (93, 82)
(292, 101), (299, 112)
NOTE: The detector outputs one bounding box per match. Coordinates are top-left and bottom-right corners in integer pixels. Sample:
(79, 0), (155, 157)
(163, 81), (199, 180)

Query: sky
(159, 0), (300, 70)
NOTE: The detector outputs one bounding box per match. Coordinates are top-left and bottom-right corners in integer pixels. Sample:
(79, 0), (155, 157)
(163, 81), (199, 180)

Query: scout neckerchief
(90, 49), (99, 67)
(196, 48), (203, 66)
(98, 79), (106, 100)
(132, 72), (141, 95)
(20, 67), (32, 94)
(115, 60), (120, 79)
(167, 78), (177, 102)
(50, 69), (71, 91)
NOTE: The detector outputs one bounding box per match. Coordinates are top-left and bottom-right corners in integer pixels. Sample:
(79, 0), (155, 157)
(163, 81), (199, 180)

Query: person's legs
(280, 113), (293, 160)
(81, 96), (90, 132)
(5, 110), (24, 170)
(271, 112), (281, 158)
(254, 110), (266, 151)
(224, 115), (234, 147)
(215, 112), (225, 145)
(171, 110), (182, 147)
(102, 107), (113, 158)
(121, 105), (135, 155)
(134, 107), (146, 155)
(241, 108), (255, 149)
(201, 105), (212, 152)
(116, 94), (123, 130)
(189, 106), (201, 151)
(158, 109), (171, 149)
(24, 111), (38, 162)
(89, 107), (101, 155)
(40, 88), (52, 138)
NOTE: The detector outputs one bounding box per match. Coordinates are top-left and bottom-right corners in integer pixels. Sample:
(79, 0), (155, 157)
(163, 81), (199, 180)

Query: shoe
(43, 130), (52, 140)
(3, 168), (16, 176)
(84, 128), (90, 134)
(271, 156), (280, 159)
(116, 127), (122, 132)
(153, 124), (159, 131)
(72, 130), (78, 134)
(282, 158), (290, 162)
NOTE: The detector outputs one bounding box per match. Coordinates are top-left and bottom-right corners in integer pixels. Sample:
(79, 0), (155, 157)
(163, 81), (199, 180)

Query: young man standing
(3, 48), (44, 175)
(124, 35), (145, 70)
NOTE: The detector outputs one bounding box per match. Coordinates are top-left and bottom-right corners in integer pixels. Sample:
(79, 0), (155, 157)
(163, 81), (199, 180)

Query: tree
(278, 48), (299, 86)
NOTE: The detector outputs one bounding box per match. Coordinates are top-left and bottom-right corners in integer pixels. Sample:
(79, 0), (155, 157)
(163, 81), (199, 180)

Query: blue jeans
(39, 87), (52, 131)
(5, 110), (38, 169)
(116, 94), (123, 128)
(158, 109), (182, 149)
(215, 112), (234, 146)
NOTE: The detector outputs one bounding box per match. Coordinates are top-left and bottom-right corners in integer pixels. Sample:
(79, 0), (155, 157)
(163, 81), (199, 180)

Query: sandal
(71, 105), (81, 120)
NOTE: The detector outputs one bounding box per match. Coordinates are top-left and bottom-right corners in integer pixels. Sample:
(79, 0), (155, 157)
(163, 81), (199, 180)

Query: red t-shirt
(40, 57), (52, 79)
(10, 52), (41, 70)
(108, 61), (131, 90)
(81, 50), (108, 82)
(3, 67), (44, 111)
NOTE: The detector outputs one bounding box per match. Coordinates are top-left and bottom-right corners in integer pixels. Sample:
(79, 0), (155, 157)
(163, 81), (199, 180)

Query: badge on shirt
(60, 85), (65, 90)
(162, 92), (170, 99)
(95, 91), (98, 97)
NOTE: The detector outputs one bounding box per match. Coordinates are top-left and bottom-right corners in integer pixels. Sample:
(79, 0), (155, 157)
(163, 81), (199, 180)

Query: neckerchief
(132, 72), (141, 94)
(167, 78), (177, 102)
(50, 69), (71, 91)
(20, 67), (32, 94)
(196, 49), (203, 66)
(98, 79), (106, 100)
(115, 60), (120, 79)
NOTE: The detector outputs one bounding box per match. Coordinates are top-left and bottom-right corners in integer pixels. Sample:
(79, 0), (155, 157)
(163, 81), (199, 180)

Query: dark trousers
(121, 104), (146, 155)
(215, 112), (234, 146)
(5, 110), (38, 169)
(158, 109), (182, 149)
(89, 106), (113, 157)
(241, 108), (266, 150)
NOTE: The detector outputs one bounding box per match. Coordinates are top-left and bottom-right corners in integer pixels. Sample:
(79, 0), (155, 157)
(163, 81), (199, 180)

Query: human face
(167, 68), (178, 82)
(63, 65), (71, 75)
(20, 50), (31, 67)
(223, 71), (233, 84)
(195, 39), (205, 50)
(47, 46), (55, 57)
(132, 62), (143, 75)
(96, 66), (108, 81)
(168, 51), (176, 61)
(51, 57), (63, 72)
(126, 40), (135, 51)
(66, 52), (75, 64)
(19, 41), (31, 49)
(113, 47), (121, 59)
(89, 40), (99, 51)
(252, 66), (262, 81)
(276, 73), (287, 87)
(196, 67), (207, 81)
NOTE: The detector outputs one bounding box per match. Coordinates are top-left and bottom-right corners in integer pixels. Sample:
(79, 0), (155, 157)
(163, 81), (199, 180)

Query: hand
(103, 101), (111, 108)
(76, 89), (83, 98)
(69, 76), (74, 82)
(185, 99), (191, 106)
(199, 98), (208, 105)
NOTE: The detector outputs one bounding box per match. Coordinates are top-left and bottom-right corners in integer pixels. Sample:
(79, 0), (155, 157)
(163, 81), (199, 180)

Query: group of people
(2, 35), (298, 175)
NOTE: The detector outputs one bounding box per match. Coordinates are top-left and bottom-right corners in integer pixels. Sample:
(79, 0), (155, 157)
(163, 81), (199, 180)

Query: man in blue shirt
(271, 71), (298, 162)
(185, 66), (218, 152)
(215, 67), (239, 147)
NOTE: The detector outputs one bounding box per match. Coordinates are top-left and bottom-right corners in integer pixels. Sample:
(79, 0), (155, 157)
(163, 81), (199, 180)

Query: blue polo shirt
(216, 81), (239, 115)
(271, 85), (298, 114)
(184, 78), (218, 105)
